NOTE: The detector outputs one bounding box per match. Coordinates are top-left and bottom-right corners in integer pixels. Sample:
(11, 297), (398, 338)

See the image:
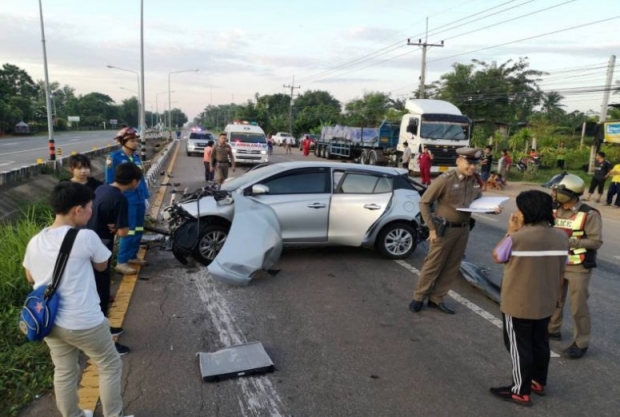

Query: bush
(0, 203), (55, 417)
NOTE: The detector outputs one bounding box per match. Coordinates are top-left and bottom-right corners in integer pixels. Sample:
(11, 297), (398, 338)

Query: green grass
(0, 203), (55, 417)
(506, 166), (591, 185)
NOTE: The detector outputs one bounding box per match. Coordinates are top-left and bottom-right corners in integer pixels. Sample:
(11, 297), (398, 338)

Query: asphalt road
(22, 143), (620, 417)
(0, 130), (120, 171)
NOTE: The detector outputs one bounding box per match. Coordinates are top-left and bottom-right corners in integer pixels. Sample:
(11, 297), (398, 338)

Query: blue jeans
(607, 182), (620, 206)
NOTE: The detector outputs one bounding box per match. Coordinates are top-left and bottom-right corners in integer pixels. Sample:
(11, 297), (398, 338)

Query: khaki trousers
(215, 162), (229, 184)
(548, 269), (592, 348)
(44, 318), (124, 417)
(413, 226), (469, 303)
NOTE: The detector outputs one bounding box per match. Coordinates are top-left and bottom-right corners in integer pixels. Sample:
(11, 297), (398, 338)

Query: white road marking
(0, 161), (15, 167)
(615, 256), (620, 260)
(193, 268), (285, 417)
(394, 260), (561, 358)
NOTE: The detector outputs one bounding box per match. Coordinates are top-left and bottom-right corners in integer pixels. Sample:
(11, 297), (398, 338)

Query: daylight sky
(2, 0), (619, 120)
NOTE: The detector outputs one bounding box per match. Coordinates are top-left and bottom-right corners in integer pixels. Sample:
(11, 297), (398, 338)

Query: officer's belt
(434, 217), (469, 228)
(216, 160), (229, 164)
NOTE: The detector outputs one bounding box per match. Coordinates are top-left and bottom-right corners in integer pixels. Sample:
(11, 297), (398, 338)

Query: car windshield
(189, 133), (214, 140)
(220, 164), (283, 192)
(230, 133), (266, 144)
(420, 123), (468, 140)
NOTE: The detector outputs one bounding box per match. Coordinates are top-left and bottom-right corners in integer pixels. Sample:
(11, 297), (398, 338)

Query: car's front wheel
(193, 224), (229, 265)
(376, 222), (417, 259)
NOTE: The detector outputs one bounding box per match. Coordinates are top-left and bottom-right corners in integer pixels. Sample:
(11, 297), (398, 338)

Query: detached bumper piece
(459, 261), (501, 304)
(197, 341), (275, 383)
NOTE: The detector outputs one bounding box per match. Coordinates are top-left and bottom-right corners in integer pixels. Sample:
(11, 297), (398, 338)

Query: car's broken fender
(208, 194), (283, 286)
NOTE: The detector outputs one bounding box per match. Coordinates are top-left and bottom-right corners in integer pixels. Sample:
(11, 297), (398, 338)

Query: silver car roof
(265, 161), (408, 175)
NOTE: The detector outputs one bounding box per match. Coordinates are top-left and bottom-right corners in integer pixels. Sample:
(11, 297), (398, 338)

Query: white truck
(272, 132), (295, 147)
(223, 123), (269, 165)
(399, 99), (471, 174)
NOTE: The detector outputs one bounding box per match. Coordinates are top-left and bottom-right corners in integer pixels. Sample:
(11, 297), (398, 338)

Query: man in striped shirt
(490, 190), (569, 407)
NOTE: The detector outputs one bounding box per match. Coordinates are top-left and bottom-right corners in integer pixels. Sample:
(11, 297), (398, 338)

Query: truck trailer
(314, 99), (472, 174)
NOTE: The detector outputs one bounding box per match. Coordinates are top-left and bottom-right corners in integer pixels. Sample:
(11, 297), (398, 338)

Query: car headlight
(260, 150), (267, 155)
(232, 148), (237, 153)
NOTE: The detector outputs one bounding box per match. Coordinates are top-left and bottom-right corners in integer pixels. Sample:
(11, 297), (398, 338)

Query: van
(223, 123), (269, 165)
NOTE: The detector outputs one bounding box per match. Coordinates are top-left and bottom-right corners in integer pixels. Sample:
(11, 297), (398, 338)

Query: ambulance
(223, 122), (269, 165)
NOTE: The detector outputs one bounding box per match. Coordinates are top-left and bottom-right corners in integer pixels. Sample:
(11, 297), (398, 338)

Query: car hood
(179, 195), (235, 221)
(208, 194), (282, 286)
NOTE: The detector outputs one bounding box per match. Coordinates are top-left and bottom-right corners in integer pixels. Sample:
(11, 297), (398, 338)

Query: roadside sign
(604, 122), (620, 144)
(68, 116), (80, 122)
(110, 119), (118, 126)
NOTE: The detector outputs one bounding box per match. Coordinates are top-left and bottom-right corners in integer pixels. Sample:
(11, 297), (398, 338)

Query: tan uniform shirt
(555, 201), (603, 274)
(419, 169), (482, 230)
(500, 224), (569, 319)
(210, 144), (234, 165)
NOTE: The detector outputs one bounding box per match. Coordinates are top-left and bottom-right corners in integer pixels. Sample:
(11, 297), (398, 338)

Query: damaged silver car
(165, 162), (425, 272)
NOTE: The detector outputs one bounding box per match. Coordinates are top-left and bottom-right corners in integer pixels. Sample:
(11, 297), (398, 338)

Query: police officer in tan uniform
(210, 133), (236, 186)
(410, 147), (498, 314)
(544, 173), (603, 359)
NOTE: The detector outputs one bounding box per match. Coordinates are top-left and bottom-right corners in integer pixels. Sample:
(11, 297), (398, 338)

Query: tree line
(0, 63), (188, 134)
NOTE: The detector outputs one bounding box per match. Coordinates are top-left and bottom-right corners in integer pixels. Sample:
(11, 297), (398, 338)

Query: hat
(457, 147), (482, 163)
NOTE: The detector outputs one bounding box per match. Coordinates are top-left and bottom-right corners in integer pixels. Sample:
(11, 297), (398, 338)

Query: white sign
(68, 116), (80, 122)
(110, 119), (118, 125)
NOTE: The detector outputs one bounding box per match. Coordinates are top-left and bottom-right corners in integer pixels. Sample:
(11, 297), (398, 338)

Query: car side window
(338, 173), (393, 194)
(260, 171), (329, 194)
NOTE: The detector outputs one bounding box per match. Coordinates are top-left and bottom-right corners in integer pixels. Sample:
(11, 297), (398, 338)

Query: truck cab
(399, 99), (471, 174)
(224, 123), (269, 165)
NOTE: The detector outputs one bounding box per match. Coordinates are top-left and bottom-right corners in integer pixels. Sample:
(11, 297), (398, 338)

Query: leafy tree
(163, 108), (188, 128)
(293, 90), (341, 134)
(343, 91), (392, 127)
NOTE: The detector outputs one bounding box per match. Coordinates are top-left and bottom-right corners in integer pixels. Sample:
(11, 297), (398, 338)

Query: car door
(248, 167), (331, 243)
(328, 171), (393, 246)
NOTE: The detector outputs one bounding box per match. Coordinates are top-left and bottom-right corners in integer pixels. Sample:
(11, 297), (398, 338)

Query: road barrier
(145, 140), (178, 188)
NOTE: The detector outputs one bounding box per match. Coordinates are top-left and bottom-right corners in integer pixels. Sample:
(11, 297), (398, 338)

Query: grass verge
(0, 203), (55, 417)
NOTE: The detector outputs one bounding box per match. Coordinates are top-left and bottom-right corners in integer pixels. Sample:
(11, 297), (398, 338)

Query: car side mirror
(251, 184), (270, 195)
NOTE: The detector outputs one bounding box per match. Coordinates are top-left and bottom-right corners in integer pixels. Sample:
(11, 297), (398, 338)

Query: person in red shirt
(302, 135), (311, 157)
(418, 146), (433, 185)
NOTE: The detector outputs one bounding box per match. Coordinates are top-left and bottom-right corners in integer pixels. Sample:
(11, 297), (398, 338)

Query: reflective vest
(553, 210), (587, 265)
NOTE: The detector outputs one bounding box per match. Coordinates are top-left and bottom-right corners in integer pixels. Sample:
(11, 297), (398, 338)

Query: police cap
(457, 147), (483, 163)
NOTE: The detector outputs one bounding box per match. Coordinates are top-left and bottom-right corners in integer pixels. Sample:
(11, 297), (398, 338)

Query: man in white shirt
(402, 141), (412, 172)
(23, 182), (132, 417)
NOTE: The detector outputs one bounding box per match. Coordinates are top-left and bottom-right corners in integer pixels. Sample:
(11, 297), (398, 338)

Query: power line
(428, 15), (620, 63)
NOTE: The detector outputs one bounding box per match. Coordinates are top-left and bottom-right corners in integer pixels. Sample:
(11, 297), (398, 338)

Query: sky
(1, 0), (619, 121)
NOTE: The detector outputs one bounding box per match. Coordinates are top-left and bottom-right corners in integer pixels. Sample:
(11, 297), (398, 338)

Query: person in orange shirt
(203, 140), (215, 183)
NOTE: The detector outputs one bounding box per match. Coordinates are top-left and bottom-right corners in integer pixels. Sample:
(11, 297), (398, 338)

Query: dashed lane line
(394, 259), (561, 358)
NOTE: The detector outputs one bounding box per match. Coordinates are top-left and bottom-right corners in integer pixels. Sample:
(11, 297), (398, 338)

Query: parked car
(298, 134), (318, 151)
(186, 132), (215, 156)
(165, 161), (425, 267)
(272, 132), (295, 147)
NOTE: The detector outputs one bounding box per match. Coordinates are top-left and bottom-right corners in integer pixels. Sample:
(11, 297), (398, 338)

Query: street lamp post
(155, 90), (172, 129)
(139, 0), (146, 155)
(168, 69), (199, 139)
(38, 0), (55, 160)
(106, 65), (145, 158)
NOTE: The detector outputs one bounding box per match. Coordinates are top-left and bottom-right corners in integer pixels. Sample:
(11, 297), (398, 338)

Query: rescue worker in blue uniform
(106, 127), (150, 275)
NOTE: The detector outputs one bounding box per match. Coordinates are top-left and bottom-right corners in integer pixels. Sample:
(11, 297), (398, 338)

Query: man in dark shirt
(480, 146), (493, 191)
(583, 152), (611, 203)
(87, 162), (143, 355)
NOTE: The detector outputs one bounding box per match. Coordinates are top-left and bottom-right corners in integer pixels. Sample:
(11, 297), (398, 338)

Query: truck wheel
(325, 146), (332, 159)
(376, 222), (417, 259)
(360, 150), (368, 164)
(193, 224), (229, 265)
(369, 150), (378, 165)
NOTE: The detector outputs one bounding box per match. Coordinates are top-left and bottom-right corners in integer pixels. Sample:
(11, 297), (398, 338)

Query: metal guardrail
(145, 140), (178, 188)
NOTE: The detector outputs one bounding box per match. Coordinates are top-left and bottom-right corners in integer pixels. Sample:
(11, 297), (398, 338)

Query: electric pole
(283, 75), (300, 135)
(407, 18), (443, 99)
(589, 54), (616, 173)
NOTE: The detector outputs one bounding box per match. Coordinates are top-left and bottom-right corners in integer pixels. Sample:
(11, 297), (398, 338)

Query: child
(494, 174), (506, 190)
(65, 153), (103, 192)
(87, 162), (143, 355)
(23, 182), (132, 417)
(487, 171), (499, 190)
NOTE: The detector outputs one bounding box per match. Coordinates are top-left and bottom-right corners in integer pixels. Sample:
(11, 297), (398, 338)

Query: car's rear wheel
(377, 222), (417, 259)
(193, 224), (229, 265)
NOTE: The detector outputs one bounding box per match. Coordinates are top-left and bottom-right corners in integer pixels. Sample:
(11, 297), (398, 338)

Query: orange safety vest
(553, 210), (588, 265)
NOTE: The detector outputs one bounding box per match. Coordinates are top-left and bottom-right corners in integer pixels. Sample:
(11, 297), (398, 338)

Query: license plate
(439, 166), (449, 172)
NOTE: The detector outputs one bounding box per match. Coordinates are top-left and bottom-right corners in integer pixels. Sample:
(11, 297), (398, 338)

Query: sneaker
(115, 263), (137, 275)
(489, 386), (532, 406)
(128, 258), (148, 266)
(563, 343), (588, 359)
(115, 342), (131, 356)
(531, 380), (546, 396)
(110, 327), (124, 336)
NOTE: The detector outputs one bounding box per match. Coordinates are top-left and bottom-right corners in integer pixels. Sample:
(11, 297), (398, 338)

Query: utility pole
(139, 0), (146, 160)
(283, 75), (300, 135)
(589, 54), (616, 173)
(38, 0), (55, 161)
(407, 18), (443, 99)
